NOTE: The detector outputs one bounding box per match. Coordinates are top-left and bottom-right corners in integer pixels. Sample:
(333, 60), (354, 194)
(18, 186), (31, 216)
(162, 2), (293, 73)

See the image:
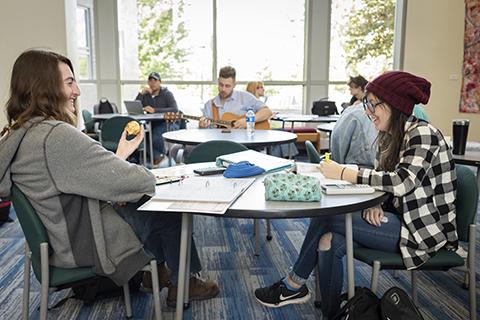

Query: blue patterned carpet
(0, 192), (478, 319)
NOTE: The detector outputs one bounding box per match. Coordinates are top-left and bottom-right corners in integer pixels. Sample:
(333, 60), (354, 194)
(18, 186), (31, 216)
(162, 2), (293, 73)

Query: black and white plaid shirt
(358, 116), (458, 269)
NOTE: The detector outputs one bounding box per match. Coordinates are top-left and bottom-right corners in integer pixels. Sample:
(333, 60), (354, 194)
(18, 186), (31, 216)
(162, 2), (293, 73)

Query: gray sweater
(0, 118), (156, 285)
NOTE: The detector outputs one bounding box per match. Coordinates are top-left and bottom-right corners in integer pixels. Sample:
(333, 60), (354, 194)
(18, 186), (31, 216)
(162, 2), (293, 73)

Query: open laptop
(124, 100), (145, 115)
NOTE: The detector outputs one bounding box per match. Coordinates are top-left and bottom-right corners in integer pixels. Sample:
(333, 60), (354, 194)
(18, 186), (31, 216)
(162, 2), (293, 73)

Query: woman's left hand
(115, 126), (145, 160)
(318, 159), (344, 180)
(362, 205), (384, 227)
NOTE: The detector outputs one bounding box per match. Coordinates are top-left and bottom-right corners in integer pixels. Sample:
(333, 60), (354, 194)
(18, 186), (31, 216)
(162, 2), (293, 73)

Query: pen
(325, 152), (330, 162)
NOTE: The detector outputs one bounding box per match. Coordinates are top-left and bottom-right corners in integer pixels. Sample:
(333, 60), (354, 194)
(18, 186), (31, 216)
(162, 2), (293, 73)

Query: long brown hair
(376, 105), (408, 171)
(3, 49), (77, 135)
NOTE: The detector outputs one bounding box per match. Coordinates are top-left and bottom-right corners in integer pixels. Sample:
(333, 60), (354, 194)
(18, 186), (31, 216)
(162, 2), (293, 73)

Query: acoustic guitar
(164, 112), (270, 130)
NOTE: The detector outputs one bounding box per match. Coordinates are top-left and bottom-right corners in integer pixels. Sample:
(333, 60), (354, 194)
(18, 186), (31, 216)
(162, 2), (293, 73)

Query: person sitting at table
(341, 75), (368, 110)
(0, 49), (219, 308)
(330, 96), (377, 167)
(246, 81), (268, 103)
(254, 71), (457, 319)
(199, 66), (273, 128)
(135, 72), (179, 166)
(332, 99), (429, 168)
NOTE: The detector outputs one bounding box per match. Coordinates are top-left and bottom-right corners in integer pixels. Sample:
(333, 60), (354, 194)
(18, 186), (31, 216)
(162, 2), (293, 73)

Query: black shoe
(255, 279), (311, 308)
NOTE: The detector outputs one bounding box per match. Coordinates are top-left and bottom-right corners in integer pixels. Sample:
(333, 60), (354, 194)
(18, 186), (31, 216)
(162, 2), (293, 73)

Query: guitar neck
(181, 114), (233, 127)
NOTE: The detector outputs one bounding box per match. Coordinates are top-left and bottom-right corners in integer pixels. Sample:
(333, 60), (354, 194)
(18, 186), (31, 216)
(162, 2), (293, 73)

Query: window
(329, 0), (395, 80)
(329, 0), (395, 105)
(113, 0), (400, 115)
(76, 5), (95, 80)
(216, 0), (304, 81)
(117, 0), (306, 114)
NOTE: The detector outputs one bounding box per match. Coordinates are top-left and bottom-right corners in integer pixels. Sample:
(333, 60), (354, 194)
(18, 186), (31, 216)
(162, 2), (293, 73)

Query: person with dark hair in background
(329, 74), (375, 167)
(346, 75), (368, 107)
(135, 72), (179, 166)
(0, 50), (219, 308)
(255, 71), (457, 319)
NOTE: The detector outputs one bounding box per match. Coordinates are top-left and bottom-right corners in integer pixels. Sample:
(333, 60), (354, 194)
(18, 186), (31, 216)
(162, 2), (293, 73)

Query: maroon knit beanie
(365, 71), (431, 116)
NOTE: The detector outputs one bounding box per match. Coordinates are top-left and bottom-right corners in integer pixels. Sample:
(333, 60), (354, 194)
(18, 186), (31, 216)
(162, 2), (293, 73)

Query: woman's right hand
(115, 126), (145, 160)
(362, 205), (384, 227)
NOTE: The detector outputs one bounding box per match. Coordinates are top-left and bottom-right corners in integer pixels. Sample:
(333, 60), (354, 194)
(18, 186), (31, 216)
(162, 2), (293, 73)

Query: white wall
(0, 0), (75, 128)
(403, 0), (479, 141)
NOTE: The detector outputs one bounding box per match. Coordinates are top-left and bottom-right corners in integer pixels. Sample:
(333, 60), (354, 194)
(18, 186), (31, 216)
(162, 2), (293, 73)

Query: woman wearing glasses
(246, 81), (267, 103)
(254, 71), (457, 318)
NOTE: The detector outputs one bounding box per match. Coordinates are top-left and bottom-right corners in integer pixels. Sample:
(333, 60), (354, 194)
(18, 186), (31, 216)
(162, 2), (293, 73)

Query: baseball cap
(148, 72), (161, 81)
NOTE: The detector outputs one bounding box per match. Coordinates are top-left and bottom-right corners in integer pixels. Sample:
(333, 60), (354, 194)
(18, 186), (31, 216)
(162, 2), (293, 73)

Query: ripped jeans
(289, 211), (401, 317)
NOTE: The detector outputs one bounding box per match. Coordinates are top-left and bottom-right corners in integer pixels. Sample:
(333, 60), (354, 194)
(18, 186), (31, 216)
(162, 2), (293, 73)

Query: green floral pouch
(263, 173), (321, 201)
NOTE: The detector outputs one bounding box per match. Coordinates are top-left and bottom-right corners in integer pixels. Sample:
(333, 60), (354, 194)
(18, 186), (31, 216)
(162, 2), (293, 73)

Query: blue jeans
(115, 202), (202, 284)
(151, 120), (179, 160)
(289, 211), (401, 317)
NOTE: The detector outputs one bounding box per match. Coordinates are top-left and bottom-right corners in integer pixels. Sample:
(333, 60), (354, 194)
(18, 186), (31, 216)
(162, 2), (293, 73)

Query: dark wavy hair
(2, 49), (77, 135)
(375, 103), (409, 171)
(347, 75), (368, 90)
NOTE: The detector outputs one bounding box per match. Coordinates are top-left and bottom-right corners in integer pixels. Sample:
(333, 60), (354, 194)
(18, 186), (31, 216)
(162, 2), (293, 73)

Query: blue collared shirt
(202, 91), (265, 119)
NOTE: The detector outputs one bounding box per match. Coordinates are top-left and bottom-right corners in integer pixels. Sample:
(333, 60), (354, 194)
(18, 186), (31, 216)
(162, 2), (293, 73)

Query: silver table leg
(147, 121), (154, 168)
(175, 213), (190, 320)
(345, 213), (355, 299)
(184, 215), (193, 306)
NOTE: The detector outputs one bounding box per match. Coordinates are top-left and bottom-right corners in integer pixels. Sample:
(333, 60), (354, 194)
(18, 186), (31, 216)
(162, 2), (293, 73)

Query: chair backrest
(455, 165), (478, 242)
(305, 140), (321, 163)
(100, 116), (135, 152)
(11, 184), (48, 280)
(185, 140), (248, 164)
(82, 109), (95, 133)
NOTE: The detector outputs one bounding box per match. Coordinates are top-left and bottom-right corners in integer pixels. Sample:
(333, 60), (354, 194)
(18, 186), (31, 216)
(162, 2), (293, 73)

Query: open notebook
(216, 150), (294, 173)
(139, 176), (255, 214)
(295, 162), (375, 194)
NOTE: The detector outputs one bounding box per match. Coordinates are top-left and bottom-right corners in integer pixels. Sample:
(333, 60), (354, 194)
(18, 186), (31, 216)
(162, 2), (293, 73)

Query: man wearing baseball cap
(135, 72), (179, 166)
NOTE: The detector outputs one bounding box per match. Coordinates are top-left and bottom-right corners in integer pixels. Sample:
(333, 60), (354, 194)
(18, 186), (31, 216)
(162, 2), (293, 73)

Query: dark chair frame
(12, 185), (162, 320)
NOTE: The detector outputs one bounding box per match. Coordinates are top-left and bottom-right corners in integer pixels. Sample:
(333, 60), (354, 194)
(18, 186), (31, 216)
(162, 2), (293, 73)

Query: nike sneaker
(254, 279), (311, 307)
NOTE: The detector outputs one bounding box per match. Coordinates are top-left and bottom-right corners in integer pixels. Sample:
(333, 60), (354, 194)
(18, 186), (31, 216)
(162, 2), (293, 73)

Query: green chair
(99, 116), (146, 164)
(99, 116), (135, 152)
(185, 140), (270, 256)
(185, 140), (248, 164)
(354, 165), (477, 319)
(11, 184), (162, 320)
(305, 140), (323, 163)
(82, 109), (99, 140)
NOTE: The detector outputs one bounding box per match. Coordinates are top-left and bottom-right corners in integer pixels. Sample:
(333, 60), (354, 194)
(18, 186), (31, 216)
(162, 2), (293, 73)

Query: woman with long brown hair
(0, 49), (218, 306)
(255, 71), (457, 318)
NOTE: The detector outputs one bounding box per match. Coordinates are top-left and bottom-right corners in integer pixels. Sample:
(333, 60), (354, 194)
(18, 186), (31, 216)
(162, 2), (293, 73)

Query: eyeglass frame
(362, 96), (384, 113)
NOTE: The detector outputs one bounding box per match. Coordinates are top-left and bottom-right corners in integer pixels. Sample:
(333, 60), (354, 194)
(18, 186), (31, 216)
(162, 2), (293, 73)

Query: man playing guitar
(199, 66), (273, 129)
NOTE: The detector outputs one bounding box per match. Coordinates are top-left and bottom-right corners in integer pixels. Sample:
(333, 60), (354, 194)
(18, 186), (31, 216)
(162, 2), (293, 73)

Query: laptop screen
(124, 100), (144, 115)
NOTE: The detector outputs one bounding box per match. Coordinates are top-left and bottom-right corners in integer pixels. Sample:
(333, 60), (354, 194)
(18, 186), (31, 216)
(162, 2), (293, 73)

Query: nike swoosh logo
(279, 291), (302, 301)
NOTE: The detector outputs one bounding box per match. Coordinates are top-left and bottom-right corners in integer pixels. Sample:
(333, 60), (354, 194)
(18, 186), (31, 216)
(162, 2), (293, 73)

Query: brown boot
(140, 262), (172, 293)
(167, 276), (219, 308)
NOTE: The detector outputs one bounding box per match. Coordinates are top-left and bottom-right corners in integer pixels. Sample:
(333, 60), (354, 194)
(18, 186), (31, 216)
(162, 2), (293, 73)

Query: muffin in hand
(125, 121), (141, 136)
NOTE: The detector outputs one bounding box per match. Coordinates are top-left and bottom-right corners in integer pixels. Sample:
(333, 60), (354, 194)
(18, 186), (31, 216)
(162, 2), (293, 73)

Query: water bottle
(246, 109), (255, 137)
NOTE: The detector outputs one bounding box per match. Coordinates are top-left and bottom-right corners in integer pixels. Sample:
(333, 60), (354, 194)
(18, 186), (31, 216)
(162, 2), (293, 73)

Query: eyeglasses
(256, 86), (264, 89)
(362, 97), (383, 113)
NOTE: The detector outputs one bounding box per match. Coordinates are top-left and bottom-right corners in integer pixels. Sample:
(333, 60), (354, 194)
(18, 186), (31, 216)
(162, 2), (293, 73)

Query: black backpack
(52, 272), (143, 308)
(332, 286), (424, 320)
(98, 98), (115, 114)
(312, 100), (338, 116)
